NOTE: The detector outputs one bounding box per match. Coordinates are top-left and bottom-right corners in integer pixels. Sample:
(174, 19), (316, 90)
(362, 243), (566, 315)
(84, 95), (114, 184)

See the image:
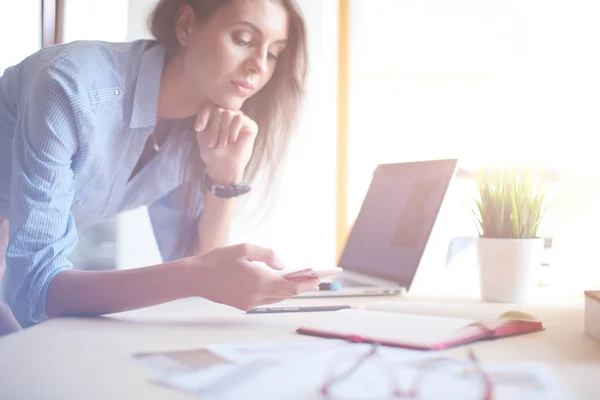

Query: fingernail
(275, 258), (286, 270)
(312, 285), (320, 291)
(195, 122), (205, 132)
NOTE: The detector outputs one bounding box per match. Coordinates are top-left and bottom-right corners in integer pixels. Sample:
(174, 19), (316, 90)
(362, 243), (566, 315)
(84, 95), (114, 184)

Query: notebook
(296, 300), (544, 351)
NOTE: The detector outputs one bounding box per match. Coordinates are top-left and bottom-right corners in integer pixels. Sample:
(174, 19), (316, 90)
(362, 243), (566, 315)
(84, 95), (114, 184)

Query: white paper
(206, 339), (438, 365)
(156, 344), (437, 400)
(206, 339), (351, 363)
(154, 342), (578, 400)
(156, 360), (276, 398)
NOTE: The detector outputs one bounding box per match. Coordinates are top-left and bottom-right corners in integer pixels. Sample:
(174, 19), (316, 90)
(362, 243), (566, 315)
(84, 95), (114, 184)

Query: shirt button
(114, 89), (120, 96)
(75, 201), (83, 206)
(102, 212), (109, 217)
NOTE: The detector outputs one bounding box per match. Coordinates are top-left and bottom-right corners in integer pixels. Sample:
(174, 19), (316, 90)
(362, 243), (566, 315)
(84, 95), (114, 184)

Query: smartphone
(282, 267), (343, 281)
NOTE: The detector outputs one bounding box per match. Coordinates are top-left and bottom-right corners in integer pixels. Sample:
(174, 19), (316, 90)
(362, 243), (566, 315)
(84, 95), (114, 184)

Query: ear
(174, 4), (198, 47)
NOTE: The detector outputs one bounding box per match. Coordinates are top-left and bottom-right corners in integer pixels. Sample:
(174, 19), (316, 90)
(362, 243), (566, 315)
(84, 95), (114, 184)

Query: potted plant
(469, 168), (550, 303)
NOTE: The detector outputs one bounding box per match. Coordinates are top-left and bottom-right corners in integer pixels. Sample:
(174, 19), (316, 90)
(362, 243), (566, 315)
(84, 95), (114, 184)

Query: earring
(179, 35), (184, 40)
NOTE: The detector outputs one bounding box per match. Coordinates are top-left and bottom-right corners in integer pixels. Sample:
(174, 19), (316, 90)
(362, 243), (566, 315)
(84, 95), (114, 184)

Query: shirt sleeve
(6, 65), (81, 327)
(147, 184), (204, 262)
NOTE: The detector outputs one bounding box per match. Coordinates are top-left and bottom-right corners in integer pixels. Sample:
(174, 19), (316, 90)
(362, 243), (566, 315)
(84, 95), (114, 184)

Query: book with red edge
(296, 301), (544, 351)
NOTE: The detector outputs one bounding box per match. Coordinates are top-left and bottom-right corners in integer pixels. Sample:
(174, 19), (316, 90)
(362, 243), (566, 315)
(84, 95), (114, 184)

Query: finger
(239, 116), (259, 139)
(194, 105), (213, 132)
(277, 277), (321, 297)
(229, 114), (244, 144)
(254, 298), (285, 307)
(206, 108), (223, 148)
(218, 110), (234, 149)
(233, 243), (285, 270)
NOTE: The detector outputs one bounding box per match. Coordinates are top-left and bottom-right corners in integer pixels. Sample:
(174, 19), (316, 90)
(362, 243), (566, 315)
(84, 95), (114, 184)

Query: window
(0, 1), (41, 72)
(347, 0), (600, 294)
(60, 0), (130, 270)
(62, 0), (128, 43)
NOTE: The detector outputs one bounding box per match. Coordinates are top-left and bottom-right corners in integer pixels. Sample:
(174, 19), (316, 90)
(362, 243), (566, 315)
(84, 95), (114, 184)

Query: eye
(268, 47), (285, 61)
(233, 32), (252, 46)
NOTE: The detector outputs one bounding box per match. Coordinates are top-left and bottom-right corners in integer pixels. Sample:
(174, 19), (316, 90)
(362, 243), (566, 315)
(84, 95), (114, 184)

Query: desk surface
(1, 295), (599, 400)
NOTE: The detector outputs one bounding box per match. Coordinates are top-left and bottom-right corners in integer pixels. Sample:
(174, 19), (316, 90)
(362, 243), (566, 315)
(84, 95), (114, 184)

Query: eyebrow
(237, 21), (287, 45)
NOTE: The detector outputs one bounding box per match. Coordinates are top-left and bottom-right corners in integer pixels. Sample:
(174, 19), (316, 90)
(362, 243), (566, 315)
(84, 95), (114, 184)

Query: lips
(232, 80), (254, 90)
(230, 80), (254, 97)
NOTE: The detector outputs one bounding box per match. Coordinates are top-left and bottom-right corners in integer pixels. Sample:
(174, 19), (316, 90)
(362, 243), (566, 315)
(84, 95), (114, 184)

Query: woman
(0, 0), (319, 329)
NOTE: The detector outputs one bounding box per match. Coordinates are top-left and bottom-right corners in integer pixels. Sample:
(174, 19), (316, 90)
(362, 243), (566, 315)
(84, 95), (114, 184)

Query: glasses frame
(319, 342), (493, 400)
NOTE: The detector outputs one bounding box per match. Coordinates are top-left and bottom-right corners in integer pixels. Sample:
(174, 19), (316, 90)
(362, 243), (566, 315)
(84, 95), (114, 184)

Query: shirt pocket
(70, 168), (105, 210)
(88, 87), (125, 124)
(88, 87), (123, 105)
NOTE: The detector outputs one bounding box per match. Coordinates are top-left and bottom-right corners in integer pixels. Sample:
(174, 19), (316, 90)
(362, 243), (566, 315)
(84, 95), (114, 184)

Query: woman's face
(179, 0), (289, 110)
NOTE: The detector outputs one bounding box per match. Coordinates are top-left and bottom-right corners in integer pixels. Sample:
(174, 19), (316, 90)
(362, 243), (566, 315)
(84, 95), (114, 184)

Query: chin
(212, 95), (245, 111)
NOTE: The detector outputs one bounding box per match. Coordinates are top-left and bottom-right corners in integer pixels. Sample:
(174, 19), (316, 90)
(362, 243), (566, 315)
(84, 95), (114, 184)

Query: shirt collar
(129, 43), (165, 129)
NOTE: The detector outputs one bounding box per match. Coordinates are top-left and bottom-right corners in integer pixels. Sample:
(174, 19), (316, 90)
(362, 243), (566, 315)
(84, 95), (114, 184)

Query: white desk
(0, 295), (599, 399)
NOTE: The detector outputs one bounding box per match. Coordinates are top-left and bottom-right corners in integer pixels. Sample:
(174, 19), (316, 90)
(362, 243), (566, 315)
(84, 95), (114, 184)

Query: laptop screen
(338, 159), (457, 290)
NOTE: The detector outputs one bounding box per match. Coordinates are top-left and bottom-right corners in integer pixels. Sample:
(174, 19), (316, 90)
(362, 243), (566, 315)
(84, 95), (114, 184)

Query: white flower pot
(476, 237), (544, 303)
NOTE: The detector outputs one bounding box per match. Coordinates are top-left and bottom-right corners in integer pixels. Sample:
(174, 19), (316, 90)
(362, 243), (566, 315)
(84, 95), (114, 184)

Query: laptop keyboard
(334, 276), (375, 288)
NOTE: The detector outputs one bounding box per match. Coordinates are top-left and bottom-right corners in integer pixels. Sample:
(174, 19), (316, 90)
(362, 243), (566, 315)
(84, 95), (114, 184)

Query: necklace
(151, 131), (161, 152)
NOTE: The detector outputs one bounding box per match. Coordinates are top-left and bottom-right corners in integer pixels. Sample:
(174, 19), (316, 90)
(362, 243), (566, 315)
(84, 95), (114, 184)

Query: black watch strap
(203, 171), (251, 198)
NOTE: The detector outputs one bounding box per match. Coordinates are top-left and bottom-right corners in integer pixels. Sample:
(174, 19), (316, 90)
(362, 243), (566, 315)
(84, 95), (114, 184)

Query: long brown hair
(148, 0), (308, 257)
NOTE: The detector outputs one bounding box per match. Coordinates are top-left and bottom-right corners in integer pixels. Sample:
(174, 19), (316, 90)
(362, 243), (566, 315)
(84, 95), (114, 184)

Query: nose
(245, 49), (268, 75)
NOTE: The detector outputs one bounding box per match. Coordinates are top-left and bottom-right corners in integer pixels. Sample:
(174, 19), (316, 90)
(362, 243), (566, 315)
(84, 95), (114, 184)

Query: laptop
(296, 158), (458, 297)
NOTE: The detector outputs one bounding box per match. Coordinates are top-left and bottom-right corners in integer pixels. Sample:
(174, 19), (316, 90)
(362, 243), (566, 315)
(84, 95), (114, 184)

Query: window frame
(41, 0), (64, 47)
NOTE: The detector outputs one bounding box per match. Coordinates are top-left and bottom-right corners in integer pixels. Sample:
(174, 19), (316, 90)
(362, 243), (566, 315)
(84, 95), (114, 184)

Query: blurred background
(1, 0), (600, 299)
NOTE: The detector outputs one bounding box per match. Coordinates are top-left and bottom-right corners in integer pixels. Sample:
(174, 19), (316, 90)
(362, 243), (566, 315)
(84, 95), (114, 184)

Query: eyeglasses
(319, 343), (493, 400)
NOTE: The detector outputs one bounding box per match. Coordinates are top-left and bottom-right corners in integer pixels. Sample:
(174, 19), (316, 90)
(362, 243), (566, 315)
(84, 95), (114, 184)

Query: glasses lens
(410, 359), (489, 400)
(326, 356), (397, 400)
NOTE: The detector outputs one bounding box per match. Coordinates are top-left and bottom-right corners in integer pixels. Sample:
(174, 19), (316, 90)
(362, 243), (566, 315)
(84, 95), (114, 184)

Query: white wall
(117, 0), (339, 269)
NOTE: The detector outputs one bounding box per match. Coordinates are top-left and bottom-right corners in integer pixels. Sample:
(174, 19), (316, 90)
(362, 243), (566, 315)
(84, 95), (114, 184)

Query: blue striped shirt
(0, 40), (203, 327)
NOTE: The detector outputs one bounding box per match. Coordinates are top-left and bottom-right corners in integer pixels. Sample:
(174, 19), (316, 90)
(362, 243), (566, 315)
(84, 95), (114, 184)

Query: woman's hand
(194, 105), (258, 185)
(185, 243), (320, 311)
(0, 301), (22, 336)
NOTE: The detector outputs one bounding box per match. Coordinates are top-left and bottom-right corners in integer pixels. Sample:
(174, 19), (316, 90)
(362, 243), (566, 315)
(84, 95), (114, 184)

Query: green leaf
(467, 166), (550, 239)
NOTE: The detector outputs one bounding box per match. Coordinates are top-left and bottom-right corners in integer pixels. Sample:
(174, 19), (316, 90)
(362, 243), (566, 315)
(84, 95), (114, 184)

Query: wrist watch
(203, 170), (251, 198)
